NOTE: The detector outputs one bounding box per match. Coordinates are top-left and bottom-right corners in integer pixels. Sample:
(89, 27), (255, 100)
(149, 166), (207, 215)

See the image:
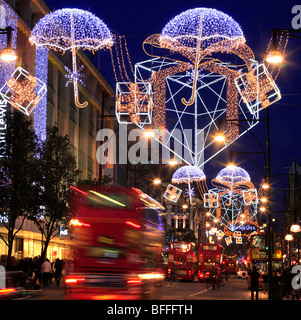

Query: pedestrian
(248, 265), (260, 300)
(292, 269), (300, 300)
(41, 258), (52, 287)
(25, 267), (36, 290)
(169, 264), (177, 286)
(211, 268), (219, 290)
(54, 258), (62, 287)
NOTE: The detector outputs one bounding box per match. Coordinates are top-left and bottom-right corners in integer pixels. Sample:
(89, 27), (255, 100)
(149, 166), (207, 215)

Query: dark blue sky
(45, 0), (301, 195)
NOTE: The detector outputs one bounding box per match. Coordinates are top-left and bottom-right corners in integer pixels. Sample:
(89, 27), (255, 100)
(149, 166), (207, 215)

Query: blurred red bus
(223, 255), (238, 274)
(197, 244), (223, 282)
(167, 241), (196, 281)
(65, 186), (165, 300)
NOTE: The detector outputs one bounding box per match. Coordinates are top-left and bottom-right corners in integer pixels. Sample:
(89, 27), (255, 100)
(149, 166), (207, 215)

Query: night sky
(44, 0), (301, 215)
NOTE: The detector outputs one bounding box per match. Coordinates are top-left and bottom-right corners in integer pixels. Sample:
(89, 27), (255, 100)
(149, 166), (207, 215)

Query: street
(23, 275), (268, 300)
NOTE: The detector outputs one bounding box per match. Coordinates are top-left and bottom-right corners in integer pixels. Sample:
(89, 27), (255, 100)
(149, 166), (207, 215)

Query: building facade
(0, 0), (116, 261)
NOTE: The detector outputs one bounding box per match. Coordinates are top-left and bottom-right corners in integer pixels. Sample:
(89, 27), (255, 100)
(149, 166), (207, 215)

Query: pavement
(8, 276), (295, 300)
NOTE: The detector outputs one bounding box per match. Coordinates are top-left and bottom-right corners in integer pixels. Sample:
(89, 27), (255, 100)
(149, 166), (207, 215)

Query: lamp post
(265, 28), (301, 64)
(0, 26), (17, 62)
(214, 116), (274, 299)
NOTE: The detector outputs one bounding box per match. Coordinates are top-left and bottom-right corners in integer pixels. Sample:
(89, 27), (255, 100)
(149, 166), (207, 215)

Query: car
(237, 269), (248, 279)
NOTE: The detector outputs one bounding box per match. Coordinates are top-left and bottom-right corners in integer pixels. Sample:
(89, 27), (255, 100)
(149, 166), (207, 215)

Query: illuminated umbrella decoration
(29, 8), (113, 108)
(171, 165), (207, 203)
(204, 164), (259, 241)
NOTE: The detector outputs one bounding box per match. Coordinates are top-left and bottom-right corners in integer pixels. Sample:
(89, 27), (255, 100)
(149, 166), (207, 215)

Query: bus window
(84, 190), (134, 209)
(203, 245), (218, 251)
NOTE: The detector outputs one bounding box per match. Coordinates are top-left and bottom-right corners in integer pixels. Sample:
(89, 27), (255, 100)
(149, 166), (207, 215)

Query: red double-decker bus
(65, 186), (165, 300)
(197, 244), (223, 282)
(223, 254), (238, 274)
(167, 241), (196, 281)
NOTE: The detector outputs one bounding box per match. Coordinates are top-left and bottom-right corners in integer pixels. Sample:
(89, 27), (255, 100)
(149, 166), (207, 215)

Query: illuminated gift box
(235, 237), (243, 244)
(0, 67), (47, 116)
(116, 81), (153, 124)
(242, 188), (258, 205)
(234, 63), (281, 114)
(163, 184), (182, 203)
(234, 231), (241, 238)
(225, 236), (232, 246)
(204, 190), (219, 208)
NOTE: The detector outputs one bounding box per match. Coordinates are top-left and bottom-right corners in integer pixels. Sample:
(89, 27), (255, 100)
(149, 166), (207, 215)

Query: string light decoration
(160, 8), (245, 53)
(115, 6), (280, 170)
(204, 190), (219, 208)
(29, 8), (113, 108)
(0, 67), (47, 116)
(171, 165), (207, 203)
(0, 1), (17, 89)
(264, 30), (289, 81)
(34, 47), (48, 142)
(163, 184), (182, 203)
(159, 7), (245, 107)
(204, 164), (259, 241)
(0, 1), (17, 158)
(116, 81), (153, 124)
(234, 62), (281, 114)
(224, 218), (259, 244)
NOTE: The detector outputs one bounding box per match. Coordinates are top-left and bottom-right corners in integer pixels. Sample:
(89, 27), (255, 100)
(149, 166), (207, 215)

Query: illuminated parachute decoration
(30, 8), (113, 108)
(204, 164), (259, 243)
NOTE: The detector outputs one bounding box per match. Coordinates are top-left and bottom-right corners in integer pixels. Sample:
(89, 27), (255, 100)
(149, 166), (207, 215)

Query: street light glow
(0, 47), (17, 62)
(144, 130), (154, 138)
(265, 49), (283, 64)
(214, 130), (226, 142)
(153, 178), (161, 185)
(169, 159), (177, 165)
(285, 234), (293, 241)
(290, 223), (301, 233)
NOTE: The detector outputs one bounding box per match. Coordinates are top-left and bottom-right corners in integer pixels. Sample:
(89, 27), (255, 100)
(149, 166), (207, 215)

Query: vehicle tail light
(125, 221), (141, 229)
(168, 268), (171, 274)
(127, 279), (142, 285)
(70, 219), (90, 227)
(127, 275), (142, 286)
(65, 277), (85, 284)
(0, 288), (16, 295)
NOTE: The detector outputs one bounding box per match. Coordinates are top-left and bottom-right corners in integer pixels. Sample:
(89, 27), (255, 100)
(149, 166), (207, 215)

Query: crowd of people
(0, 255), (74, 290)
(248, 265), (300, 300)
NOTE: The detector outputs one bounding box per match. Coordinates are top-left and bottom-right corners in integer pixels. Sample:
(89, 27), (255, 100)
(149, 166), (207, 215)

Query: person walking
(41, 258), (52, 288)
(168, 264), (177, 286)
(248, 265), (260, 300)
(54, 258), (63, 287)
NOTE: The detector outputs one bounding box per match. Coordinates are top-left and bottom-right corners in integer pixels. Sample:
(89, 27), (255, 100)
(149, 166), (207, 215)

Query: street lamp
(144, 129), (154, 138)
(285, 234), (294, 241)
(168, 159), (177, 166)
(290, 223), (301, 234)
(265, 28), (301, 64)
(265, 49), (283, 64)
(153, 178), (161, 185)
(214, 130), (226, 142)
(0, 26), (17, 62)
